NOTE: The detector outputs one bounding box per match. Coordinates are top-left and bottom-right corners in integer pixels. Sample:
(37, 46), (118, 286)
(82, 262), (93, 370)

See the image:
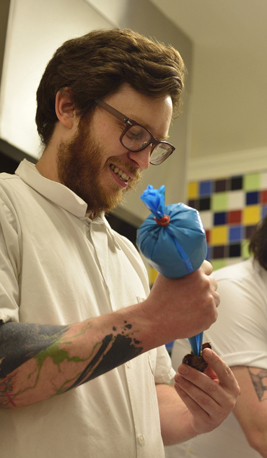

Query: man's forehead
(105, 85), (173, 137)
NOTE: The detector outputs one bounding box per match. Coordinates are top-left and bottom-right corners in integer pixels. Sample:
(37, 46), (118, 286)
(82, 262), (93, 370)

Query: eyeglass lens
(121, 124), (171, 165)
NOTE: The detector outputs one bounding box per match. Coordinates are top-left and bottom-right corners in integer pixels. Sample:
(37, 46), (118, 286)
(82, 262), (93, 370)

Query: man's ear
(55, 87), (76, 129)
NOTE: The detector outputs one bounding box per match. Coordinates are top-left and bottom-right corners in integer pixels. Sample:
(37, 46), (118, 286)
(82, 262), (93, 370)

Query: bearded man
(0, 28), (239, 458)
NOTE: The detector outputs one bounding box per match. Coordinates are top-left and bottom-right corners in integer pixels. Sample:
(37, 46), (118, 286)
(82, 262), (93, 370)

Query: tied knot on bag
(154, 215), (170, 227)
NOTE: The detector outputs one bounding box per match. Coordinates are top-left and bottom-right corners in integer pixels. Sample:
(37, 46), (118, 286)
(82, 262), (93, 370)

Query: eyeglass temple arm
(95, 99), (129, 124)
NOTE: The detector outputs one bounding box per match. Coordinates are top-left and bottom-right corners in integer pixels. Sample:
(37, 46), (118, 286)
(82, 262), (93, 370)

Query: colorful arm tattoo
(0, 320), (143, 408)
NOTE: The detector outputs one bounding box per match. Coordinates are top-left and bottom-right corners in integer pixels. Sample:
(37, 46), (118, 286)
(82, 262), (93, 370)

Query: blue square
(206, 246), (212, 261)
(213, 212), (227, 225)
(199, 180), (213, 196)
(262, 205), (267, 219)
(229, 226), (243, 242)
(165, 341), (174, 353)
(246, 191), (259, 205)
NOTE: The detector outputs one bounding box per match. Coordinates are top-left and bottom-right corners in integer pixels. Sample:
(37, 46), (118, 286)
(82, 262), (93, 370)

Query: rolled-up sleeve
(149, 346), (176, 384)
(0, 190), (20, 323)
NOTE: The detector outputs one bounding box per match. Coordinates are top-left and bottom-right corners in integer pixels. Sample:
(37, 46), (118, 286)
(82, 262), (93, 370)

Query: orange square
(260, 190), (267, 204)
(227, 210), (242, 225)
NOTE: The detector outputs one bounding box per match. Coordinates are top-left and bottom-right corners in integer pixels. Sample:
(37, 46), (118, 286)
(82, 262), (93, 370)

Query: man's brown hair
(249, 215), (267, 270)
(35, 28), (185, 146)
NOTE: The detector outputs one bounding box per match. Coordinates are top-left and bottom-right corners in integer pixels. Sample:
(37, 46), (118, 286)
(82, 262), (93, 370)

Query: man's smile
(109, 163), (130, 183)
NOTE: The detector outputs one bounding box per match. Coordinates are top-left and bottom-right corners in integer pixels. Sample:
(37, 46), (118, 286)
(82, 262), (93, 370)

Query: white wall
(188, 147), (267, 182)
(0, 0), (111, 158)
(187, 43), (267, 182)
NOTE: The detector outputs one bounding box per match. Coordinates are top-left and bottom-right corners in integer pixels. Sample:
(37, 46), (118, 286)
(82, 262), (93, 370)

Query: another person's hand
(174, 348), (240, 435)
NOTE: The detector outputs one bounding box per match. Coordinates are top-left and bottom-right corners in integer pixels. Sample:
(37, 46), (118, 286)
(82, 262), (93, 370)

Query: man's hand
(143, 260), (220, 344)
(174, 347), (240, 435)
(156, 348), (240, 445)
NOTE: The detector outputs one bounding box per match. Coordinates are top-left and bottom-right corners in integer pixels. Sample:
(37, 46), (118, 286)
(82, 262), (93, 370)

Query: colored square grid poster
(188, 171), (267, 270)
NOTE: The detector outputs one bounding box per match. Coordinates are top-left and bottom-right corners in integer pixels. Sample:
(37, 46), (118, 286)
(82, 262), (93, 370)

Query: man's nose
(127, 145), (151, 170)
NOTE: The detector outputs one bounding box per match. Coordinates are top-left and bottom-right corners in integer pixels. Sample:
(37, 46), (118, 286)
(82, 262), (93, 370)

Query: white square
(260, 171), (267, 189)
(228, 190), (245, 210)
(199, 210), (213, 230)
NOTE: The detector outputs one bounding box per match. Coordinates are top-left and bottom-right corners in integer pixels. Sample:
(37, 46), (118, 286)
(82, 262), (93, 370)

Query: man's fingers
(210, 277), (218, 291)
(200, 260), (213, 275)
(173, 349), (240, 434)
(175, 349), (240, 407)
(202, 348), (240, 394)
(199, 261), (219, 303)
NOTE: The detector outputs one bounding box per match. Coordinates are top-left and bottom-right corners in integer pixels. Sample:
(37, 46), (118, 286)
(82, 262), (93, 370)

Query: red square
(205, 230), (210, 244)
(260, 190), (267, 204)
(227, 210), (242, 225)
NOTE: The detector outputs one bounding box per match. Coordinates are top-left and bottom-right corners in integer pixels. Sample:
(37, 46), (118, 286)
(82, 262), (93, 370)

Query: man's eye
(127, 130), (141, 140)
(127, 127), (147, 141)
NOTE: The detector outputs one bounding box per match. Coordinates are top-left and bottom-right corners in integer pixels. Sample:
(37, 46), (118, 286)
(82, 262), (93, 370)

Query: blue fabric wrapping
(137, 185), (208, 356)
(137, 188), (207, 278)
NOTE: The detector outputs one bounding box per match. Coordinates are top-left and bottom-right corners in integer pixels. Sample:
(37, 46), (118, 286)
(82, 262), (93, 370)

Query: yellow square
(210, 226), (228, 245)
(188, 182), (198, 199)
(243, 205), (261, 225)
(148, 267), (158, 285)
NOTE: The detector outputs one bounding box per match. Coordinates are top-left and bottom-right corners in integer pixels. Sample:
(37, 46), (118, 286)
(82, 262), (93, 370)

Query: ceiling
(150, 0), (267, 162)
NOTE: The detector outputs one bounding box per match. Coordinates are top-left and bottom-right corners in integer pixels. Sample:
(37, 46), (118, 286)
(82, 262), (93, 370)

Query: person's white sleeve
(0, 190), (20, 323)
(149, 346), (176, 384)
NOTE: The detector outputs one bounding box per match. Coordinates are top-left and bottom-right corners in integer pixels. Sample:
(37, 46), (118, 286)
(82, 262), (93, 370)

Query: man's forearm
(0, 304), (152, 409)
(0, 266), (221, 409)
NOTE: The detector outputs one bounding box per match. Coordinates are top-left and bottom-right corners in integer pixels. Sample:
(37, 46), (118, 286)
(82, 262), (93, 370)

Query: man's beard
(57, 116), (141, 215)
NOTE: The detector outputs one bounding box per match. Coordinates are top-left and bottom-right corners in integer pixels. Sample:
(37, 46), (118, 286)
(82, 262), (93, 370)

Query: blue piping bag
(137, 185), (207, 356)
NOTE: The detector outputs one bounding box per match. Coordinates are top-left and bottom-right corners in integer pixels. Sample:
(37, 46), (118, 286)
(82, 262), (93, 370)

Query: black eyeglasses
(95, 99), (175, 165)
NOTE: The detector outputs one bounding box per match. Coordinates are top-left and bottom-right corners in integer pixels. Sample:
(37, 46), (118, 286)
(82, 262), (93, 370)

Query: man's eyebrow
(128, 115), (170, 141)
